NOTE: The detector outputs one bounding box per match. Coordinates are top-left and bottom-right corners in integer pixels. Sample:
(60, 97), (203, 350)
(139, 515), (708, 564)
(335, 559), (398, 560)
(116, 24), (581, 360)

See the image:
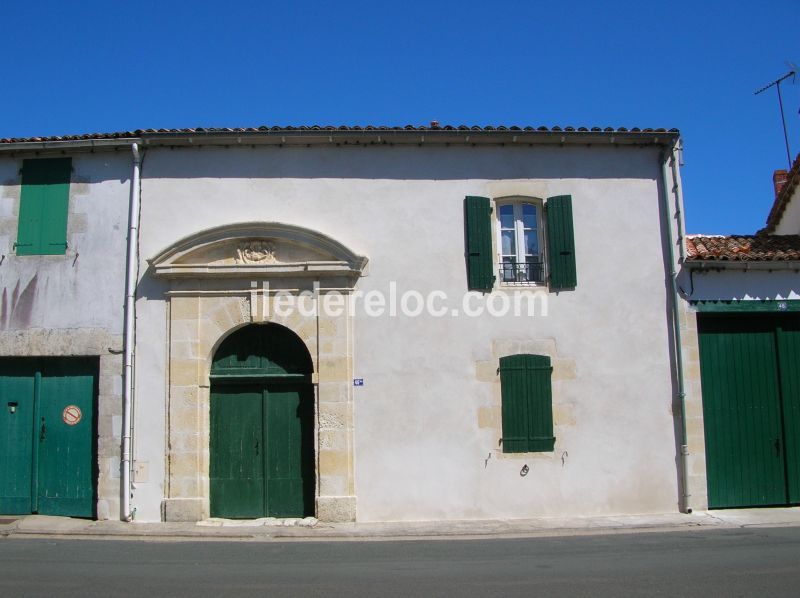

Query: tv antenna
(755, 62), (797, 169)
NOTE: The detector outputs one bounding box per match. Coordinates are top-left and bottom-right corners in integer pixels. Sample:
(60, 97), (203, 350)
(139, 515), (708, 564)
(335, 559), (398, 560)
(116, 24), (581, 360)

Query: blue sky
(3, 1), (798, 234)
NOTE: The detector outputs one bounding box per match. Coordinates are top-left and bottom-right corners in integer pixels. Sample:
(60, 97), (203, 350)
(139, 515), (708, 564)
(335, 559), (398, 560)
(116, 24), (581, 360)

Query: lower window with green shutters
(499, 354), (555, 453)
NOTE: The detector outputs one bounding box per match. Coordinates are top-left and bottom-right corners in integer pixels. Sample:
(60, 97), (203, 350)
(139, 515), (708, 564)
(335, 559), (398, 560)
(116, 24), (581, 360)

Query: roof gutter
(0, 138), (141, 154)
(139, 129), (679, 147)
(684, 260), (800, 270)
(0, 130), (680, 153)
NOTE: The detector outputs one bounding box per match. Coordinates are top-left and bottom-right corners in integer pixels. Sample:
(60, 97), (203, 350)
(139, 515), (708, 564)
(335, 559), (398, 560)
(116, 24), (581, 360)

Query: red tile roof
(765, 153), (800, 232)
(0, 124), (679, 144)
(686, 234), (800, 262)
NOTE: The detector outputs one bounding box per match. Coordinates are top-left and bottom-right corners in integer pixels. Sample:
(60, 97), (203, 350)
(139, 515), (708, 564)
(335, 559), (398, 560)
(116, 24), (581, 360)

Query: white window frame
(494, 197), (546, 286)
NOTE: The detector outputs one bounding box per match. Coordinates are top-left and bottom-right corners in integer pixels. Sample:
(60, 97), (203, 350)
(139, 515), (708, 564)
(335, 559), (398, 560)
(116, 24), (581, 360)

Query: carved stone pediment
(149, 222), (368, 280)
(236, 240), (277, 264)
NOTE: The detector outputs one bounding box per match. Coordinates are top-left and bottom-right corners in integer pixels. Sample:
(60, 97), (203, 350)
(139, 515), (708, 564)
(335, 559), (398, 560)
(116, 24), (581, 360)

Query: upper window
(496, 200), (544, 285)
(16, 158), (71, 256)
(463, 194), (576, 292)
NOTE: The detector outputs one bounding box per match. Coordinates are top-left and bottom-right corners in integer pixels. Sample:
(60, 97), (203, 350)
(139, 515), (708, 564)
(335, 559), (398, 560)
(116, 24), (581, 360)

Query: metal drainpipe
(661, 142), (691, 513)
(121, 143), (142, 521)
(671, 139), (687, 262)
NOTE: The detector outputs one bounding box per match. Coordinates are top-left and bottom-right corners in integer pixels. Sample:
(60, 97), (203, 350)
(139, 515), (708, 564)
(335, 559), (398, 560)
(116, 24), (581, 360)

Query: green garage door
(0, 358), (97, 517)
(699, 314), (800, 508)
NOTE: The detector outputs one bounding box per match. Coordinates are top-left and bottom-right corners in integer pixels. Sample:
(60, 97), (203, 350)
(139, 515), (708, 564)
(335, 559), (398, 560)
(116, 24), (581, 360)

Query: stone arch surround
(153, 223), (365, 522)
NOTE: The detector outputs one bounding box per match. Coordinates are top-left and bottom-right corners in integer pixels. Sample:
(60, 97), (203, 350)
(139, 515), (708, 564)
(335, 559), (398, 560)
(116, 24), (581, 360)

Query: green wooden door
(0, 360), (37, 514)
(776, 320), (800, 504)
(699, 315), (800, 508)
(0, 358), (96, 516)
(210, 382), (313, 518)
(36, 360), (97, 516)
(265, 383), (314, 517)
(210, 385), (265, 518)
(209, 324), (315, 519)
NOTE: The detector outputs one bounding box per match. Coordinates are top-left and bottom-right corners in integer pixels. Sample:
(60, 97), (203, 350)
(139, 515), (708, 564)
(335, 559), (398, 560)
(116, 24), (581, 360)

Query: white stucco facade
(0, 153), (130, 331)
(126, 141), (684, 522)
(773, 200), (800, 235)
(2, 129), (694, 523)
(771, 176), (800, 235)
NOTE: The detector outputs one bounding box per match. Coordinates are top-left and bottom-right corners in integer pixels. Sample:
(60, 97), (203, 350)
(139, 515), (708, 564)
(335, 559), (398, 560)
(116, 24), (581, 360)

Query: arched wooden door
(209, 324), (314, 518)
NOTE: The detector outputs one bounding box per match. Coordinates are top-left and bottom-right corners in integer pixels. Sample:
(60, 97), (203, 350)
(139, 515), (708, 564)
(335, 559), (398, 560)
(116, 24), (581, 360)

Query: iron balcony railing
(498, 259), (544, 285)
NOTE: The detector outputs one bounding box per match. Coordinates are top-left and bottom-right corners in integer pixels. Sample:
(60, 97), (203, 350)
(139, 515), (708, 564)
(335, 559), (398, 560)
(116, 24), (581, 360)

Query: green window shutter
(464, 196), (495, 291)
(500, 354), (555, 453)
(546, 195), (577, 290)
(17, 158), (71, 256)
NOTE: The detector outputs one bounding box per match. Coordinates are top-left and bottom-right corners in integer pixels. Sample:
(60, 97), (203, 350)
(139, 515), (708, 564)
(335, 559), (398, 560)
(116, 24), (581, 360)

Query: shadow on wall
(140, 144), (664, 182)
(135, 270), (170, 302)
(0, 152), (133, 187)
(678, 268), (800, 301)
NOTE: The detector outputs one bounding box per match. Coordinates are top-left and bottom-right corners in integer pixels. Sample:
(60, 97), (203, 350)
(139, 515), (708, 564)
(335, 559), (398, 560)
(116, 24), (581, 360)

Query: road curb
(2, 509), (799, 542)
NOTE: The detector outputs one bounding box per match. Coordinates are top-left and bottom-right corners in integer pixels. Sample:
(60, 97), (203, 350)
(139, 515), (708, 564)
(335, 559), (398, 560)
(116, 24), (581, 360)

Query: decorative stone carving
(150, 222), (368, 279)
(236, 240), (277, 264)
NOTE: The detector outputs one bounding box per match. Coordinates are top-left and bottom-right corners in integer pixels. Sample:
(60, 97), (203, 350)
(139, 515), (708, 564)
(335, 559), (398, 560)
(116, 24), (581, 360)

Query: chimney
(774, 169), (789, 197)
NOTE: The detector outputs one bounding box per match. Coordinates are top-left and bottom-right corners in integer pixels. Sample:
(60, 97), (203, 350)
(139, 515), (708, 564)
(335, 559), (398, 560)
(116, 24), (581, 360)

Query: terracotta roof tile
(686, 234), (800, 261)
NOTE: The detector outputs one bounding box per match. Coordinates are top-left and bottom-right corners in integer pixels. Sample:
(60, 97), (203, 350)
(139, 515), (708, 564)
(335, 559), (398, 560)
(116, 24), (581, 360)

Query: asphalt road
(1, 527), (799, 597)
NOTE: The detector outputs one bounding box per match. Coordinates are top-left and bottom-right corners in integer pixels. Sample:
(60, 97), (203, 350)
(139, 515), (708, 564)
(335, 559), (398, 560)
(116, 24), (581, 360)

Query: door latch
(40, 418), (46, 441)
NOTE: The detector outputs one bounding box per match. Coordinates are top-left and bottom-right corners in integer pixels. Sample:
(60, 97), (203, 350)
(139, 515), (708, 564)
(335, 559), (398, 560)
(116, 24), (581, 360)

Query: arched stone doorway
(210, 324), (314, 518)
(150, 222), (368, 522)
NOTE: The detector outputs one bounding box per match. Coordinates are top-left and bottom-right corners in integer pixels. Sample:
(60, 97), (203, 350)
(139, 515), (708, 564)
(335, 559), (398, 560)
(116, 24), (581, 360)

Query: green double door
(699, 314), (800, 508)
(0, 358), (97, 517)
(210, 382), (314, 518)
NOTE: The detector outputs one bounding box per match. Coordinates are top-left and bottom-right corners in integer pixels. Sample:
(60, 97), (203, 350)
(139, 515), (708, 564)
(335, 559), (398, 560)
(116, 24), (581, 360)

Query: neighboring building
(680, 153), (800, 510)
(766, 155), (800, 234)
(0, 146), (133, 519)
(2, 125), (694, 523)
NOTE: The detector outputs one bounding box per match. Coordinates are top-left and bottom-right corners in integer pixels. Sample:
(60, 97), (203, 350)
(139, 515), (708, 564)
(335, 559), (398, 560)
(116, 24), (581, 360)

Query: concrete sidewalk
(2, 508), (800, 542)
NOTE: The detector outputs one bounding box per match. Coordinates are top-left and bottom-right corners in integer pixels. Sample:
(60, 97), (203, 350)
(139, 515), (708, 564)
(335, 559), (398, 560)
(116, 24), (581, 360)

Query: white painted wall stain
(0, 154), (130, 332)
